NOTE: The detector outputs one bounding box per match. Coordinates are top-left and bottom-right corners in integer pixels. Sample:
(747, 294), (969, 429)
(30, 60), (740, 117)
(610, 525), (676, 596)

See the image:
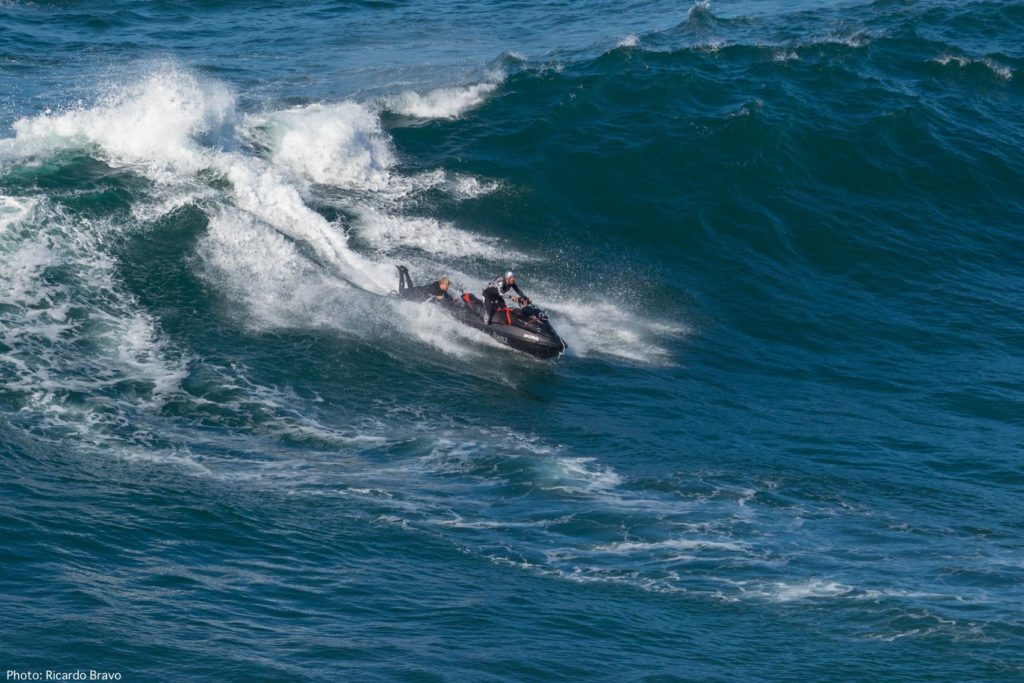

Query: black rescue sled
(393, 266), (567, 359)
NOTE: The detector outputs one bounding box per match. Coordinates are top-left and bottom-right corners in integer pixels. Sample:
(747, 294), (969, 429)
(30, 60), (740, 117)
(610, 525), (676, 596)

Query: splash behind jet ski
(392, 266), (567, 359)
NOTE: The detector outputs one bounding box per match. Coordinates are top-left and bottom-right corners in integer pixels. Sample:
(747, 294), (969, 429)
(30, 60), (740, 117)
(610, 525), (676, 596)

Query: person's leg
(397, 266), (409, 294)
(483, 287), (501, 323)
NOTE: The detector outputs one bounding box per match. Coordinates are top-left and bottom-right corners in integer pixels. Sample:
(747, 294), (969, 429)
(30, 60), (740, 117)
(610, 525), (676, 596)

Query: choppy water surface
(1, 1), (1022, 680)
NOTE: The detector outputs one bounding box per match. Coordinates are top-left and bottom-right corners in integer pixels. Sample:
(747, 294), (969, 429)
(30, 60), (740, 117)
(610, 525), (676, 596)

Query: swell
(1, 2), (1023, 673)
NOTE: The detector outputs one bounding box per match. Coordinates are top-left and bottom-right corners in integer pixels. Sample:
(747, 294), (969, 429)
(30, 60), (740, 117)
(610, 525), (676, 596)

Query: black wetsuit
(482, 275), (525, 324)
(402, 280), (454, 305)
(397, 267), (454, 305)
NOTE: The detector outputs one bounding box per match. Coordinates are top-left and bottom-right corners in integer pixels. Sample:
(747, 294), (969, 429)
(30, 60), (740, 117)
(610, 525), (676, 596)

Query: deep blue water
(1, 1), (1023, 680)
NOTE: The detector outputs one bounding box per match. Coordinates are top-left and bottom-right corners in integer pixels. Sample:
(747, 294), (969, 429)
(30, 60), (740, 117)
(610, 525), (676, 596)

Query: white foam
(130, 187), (217, 224)
(196, 206), (366, 329)
(217, 158), (394, 293)
(745, 579), (854, 602)
(433, 514), (575, 530)
(542, 298), (688, 365)
(351, 206), (510, 260)
(617, 35), (640, 49)
(809, 32), (871, 49)
(591, 538), (747, 554)
(0, 198), (189, 420)
(447, 174), (501, 200)
(934, 55), (1013, 80)
(0, 66), (524, 304)
(383, 79), (500, 119)
(0, 195), (37, 233)
(542, 457), (622, 493)
(2, 67), (233, 178)
(391, 296), (501, 359)
(696, 39), (728, 53)
(484, 556), (686, 595)
(243, 102), (395, 188)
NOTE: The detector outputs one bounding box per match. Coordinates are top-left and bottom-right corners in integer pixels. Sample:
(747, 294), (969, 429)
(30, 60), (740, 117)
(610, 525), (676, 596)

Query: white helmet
(504, 270), (517, 280)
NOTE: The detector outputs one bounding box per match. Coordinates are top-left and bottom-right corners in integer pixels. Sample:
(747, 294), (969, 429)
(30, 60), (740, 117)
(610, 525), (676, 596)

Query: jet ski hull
(450, 293), (567, 359)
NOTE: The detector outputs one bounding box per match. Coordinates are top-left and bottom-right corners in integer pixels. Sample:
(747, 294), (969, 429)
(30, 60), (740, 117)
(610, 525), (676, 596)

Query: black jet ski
(451, 290), (567, 359)
(392, 266), (567, 359)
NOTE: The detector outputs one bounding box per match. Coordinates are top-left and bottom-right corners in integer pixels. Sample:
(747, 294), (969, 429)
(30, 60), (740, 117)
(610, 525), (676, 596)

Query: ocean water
(1, 0), (1022, 680)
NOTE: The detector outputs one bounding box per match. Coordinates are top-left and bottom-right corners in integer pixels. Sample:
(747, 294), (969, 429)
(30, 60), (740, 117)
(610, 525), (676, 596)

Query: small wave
(431, 514), (575, 530)
(484, 555), (686, 594)
(715, 578), (891, 603)
(809, 31), (872, 49)
(695, 39), (729, 53)
(382, 78), (501, 120)
(688, 0), (713, 22)
(753, 579), (854, 602)
(934, 54), (1013, 81)
(617, 35), (640, 49)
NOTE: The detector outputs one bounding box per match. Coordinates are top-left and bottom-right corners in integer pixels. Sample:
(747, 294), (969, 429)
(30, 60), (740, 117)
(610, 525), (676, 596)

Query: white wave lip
(809, 32), (872, 49)
(688, 0), (713, 20)
(244, 102), (395, 189)
(3, 68), (233, 176)
(617, 35), (640, 49)
(384, 80), (500, 119)
(934, 54), (1013, 80)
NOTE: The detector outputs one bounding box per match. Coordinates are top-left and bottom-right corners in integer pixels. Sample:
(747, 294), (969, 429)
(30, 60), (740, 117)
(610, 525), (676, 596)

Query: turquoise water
(1, 1), (1022, 680)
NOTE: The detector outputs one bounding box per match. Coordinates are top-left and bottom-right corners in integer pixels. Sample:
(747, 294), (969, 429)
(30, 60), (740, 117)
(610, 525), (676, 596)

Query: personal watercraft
(392, 266), (567, 359)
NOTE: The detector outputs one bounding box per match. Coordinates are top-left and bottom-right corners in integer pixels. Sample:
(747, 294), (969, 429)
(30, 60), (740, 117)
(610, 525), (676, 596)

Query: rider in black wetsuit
(397, 266), (454, 306)
(482, 270), (528, 324)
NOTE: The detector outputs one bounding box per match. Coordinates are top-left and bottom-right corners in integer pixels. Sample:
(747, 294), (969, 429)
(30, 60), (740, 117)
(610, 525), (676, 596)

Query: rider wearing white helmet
(482, 270), (528, 325)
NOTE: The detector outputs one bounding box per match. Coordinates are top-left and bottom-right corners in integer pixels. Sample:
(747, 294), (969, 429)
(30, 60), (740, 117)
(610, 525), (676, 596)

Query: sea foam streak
(0, 196), (189, 448)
